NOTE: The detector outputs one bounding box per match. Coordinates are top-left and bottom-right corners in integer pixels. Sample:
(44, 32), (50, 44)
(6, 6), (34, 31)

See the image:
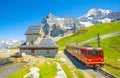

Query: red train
(66, 43), (104, 68)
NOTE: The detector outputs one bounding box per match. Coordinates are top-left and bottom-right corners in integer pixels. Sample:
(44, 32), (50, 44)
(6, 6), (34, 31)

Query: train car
(66, 43), (104, 68)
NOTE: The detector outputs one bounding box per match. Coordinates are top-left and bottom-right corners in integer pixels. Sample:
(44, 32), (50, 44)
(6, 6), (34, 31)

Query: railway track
(64, 50), (118, 78)
(96, 69), (117, 78)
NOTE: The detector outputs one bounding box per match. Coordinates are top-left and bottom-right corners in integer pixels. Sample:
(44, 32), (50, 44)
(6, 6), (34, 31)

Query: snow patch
(87, 17), (93, 20)
(86, 8), (111, 17)
(97, 17), (112, 23)
(57, 18), (64, 21)
(80, 21), (93, 27)
(101, 18), (112, 23)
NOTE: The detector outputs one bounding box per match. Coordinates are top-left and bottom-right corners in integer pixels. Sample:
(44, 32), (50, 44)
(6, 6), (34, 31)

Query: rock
(55, 63), (66, 78)
(60, 58), (67, 62)
(24, 67), (40, 78)
(46, 62), (51, 65)
(21, 53), (26, 57)
(23, 65), (27, 68)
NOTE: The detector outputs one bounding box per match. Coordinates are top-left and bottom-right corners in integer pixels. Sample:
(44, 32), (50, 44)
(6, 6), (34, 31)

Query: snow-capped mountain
(108, 12), (120, 21)
(0, 9), (120, 49)
(40, 9), (120, 37)
(78, 8), (120, 27)
(78, 9), (112, 26)
(0, 40), (25, 50)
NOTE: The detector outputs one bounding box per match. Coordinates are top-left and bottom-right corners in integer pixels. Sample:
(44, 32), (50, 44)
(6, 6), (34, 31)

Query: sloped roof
(21, 42), (26, 46)
(39, 38), (58, 48)
(25, 26), (41, 35)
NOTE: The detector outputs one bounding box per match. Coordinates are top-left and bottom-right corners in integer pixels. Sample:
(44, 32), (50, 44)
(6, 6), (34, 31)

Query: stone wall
(20, 50), (31, 55)
(35, 50), (58, 57)
(26, 35), (41, 45)
(0, 58), (11, 65)
(20, 49), (58, 57)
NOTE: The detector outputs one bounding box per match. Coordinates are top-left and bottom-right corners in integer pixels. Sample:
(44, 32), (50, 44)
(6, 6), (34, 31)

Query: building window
(31, 50), (34, 53)
(31, 41), (33, 45)
(47, 50), (50, 54)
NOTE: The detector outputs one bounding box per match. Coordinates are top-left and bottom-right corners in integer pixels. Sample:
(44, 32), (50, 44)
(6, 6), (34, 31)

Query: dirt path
(58, 51), (94, 78)
(0, 63), (23, 78)
(82, 32), (120, 44)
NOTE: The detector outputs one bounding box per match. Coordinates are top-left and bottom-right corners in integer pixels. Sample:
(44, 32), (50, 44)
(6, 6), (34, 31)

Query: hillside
(56, 21), (120, 50)
(86, 35), (120, 77)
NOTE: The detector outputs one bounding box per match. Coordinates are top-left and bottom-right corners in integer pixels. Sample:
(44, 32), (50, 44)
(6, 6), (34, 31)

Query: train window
(76, 49), (79, 54)
(76, 49), (78, 54)
(75, 50), (77, 53)
(88, 50), (98, 57)
(82, 50), (86, 57)
(99, 50), (103, 57)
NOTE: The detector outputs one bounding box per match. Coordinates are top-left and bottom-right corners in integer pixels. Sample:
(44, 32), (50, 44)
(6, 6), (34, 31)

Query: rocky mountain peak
(45, 13), (56, 19)
(40, 13), (83, 37)
(41, 13), (58, 27)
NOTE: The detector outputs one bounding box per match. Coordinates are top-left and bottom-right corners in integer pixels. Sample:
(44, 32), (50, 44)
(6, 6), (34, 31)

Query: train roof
(66, 44), (103, 50)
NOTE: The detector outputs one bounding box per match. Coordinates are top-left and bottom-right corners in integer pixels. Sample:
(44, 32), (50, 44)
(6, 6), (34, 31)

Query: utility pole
(97, 33), (100, 47)
(76, 40), (78, 45)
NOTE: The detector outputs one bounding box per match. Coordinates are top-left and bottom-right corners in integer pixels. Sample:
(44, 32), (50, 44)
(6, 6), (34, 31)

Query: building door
(47, 50), (50, 56)
(31, 49), (35, 56)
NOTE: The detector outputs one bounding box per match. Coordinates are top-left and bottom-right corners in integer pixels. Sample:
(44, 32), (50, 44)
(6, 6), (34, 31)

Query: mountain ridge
(0, 8), (120, 50)
(40, 8), (120, 37)
(0, 40), (25, 50)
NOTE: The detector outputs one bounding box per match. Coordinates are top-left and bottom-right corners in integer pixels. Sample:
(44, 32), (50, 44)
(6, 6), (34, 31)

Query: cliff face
(40, 13), (83, 37)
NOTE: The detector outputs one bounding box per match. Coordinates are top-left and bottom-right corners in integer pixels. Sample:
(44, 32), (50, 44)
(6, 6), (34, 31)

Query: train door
(99, 50), (104, 65)
(99, 50), (103, 57)
(81, 49), (87, 63)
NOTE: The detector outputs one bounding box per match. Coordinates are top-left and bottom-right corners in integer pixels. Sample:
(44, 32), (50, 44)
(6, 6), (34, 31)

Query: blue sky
(0, 0), (120, 40)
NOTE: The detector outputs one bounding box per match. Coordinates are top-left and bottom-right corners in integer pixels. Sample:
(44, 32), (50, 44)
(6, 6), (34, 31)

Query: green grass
(61, 63), (74, 78)
(74, 69), (85, 78)
(56, 53), (84, 78)
(105, 65), (120, 77)
(7, 62), (57, 78)
(55, 53), (84, 78)
(8, 47), (19, 50)
(39, 62), (57, 78)
(56, 21), (120, 77)
(56, 21), (120, 50)
(6, 66), (30, 78)
(86, 35), (120, 77)
(60, 63), (84, 78)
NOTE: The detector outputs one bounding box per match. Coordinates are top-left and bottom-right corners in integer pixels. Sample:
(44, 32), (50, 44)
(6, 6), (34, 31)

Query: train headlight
(100, 62), (104, 64)
(88, 59), (91, 62)
(100, 60), (104, 64)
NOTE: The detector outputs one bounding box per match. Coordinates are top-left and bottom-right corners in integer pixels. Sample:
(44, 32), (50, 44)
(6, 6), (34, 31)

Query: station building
(19, 26), (58, 57)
